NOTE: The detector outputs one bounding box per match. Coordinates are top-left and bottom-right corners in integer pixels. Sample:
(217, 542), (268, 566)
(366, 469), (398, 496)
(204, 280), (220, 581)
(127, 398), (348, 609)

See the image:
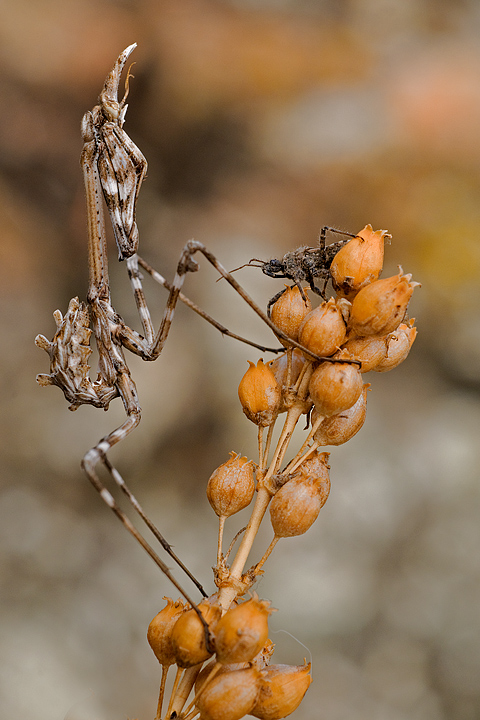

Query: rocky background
(1, 1), (480, 719)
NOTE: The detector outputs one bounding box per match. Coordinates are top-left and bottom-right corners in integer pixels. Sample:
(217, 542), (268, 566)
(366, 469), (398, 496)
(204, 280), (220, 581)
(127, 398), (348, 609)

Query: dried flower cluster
(147, 224), (419, 720)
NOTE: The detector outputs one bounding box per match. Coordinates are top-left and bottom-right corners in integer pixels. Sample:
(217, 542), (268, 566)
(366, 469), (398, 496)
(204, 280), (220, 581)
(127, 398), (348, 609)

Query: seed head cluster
(147, 225), (419, 720)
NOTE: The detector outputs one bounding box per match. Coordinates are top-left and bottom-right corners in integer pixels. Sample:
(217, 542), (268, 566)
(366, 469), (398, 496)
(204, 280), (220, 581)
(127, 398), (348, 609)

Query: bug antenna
(216, 259), (264, 282)
(234, 259), (265, 272)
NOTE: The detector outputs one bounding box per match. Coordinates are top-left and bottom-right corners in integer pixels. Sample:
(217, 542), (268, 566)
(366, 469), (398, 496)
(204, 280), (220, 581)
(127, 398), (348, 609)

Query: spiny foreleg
(35, 296), (118, 410)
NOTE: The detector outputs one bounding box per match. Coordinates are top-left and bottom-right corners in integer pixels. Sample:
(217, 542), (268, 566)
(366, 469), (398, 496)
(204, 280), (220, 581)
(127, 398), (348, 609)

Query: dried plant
(35, 45), (420, 720)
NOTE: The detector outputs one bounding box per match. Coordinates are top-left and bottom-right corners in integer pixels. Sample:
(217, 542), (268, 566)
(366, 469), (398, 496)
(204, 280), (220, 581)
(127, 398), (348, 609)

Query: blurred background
(1, 1), (480, 718)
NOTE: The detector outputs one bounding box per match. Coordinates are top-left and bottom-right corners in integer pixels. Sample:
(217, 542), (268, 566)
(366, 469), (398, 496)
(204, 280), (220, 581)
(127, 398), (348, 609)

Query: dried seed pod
(269, 349), (307, 413)
(270, 286), (312, 344)
(295, 449), (331, 485)
(340, 335), (388, 372)
(297, 298), (347, 358)
(348, 268), (420, 337)
(336, 296), (352, 324)
(214, 596), (273, 665)
(330, 224), (387, 299)
(238, 360), (281, 427)
(251, 639), (276, 670)
(269, 349), (306, 391)
(207, 452), (255, 518)
(195, 659), (249, 694)
(147, 597), (186, 666)
(251, 663), (312, 720)
(312, 384), (370, 446)
(270, 455), (330, 538)
(195, 666), (261, 720)
(171, 597), (221, 668)
(374, 319), (417, 372)
(308, 354), (363, 417)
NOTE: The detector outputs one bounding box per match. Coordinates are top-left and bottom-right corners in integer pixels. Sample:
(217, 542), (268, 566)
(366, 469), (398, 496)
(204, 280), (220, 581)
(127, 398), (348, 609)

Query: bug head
(260, 258), (285, 278)
(99, 43), (137, 125)
(229, 257), (287, 280)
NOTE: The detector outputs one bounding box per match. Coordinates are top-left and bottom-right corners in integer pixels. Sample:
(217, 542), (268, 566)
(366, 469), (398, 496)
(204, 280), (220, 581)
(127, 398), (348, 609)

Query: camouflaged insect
(81, 43), (147, 260)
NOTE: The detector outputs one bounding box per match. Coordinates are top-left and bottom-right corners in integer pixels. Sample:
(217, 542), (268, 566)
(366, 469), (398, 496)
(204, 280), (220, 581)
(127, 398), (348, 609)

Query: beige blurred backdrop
(1, 1), (480, 719)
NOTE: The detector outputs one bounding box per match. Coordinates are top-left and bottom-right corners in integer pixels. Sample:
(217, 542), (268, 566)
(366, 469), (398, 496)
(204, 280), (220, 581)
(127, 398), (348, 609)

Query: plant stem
(269, 404), (304, 475)
(165, 666), (183, 719)
(155, 665), (169, 720)
(282, 412), (323, 475)
(258, 425), (264, 469)
(283, 440), (320, 477)
(263, 420), (276, 469)
(217, 516), (226, 566)
(218, 485), (272, 609)
(168, 664), (201, 717)
(254, 536), (279, 573)
(183, 661), (221, 718)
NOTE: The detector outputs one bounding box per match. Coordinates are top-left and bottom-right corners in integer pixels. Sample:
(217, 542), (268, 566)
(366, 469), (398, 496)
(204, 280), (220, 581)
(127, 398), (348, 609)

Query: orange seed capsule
(171, 597), (221, 668)
(308, 355), (363, 417)
(207, 452), (255, 518)
(270, 285), (312, 344)
(147, 597), (186, 666)
(269, 349), (307, 413)
(270, 455), (330, 538)
(374, 319), (417, 372)
(251, 663), (312, 720)
(312, 384), (370, 446)
(214, 596), (273, 665)
(330, 224), (387, 299)
(348, 268), (420, 337)
(340, 334), (388, 372)
(269, 349), (306, 390)
(195, 659), (250, 694)
(195, 666), (261, 720)
(250, 638), (276, 670)
(297, 298), (347, 358)
(238, 360), (281, 427)
(295, 449), (331, 485)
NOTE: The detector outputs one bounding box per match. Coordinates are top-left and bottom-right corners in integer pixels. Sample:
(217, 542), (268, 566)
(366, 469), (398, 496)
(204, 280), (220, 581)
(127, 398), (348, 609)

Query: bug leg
(81, 369), (208, 598)
(147, 239), (286, 359)
(81, 410), (213, 647)
(127, 254), (283, 354)
(81, 427), (211, 604)
(295, 281), (309, 304)
(308, 277), (327, 300)
(267, 287), (288, 318)
(149, 240), (297, 359)
(318, 225), (328, 250)
(149, 240), (351, 364)
(35, 296), (119, 410)
(322, 226), (357, 242)
(102, 454), (208, 598)
(126, 255), (155, 345)
(261, 269), (289, 280)
(81, 419), (212, 644)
